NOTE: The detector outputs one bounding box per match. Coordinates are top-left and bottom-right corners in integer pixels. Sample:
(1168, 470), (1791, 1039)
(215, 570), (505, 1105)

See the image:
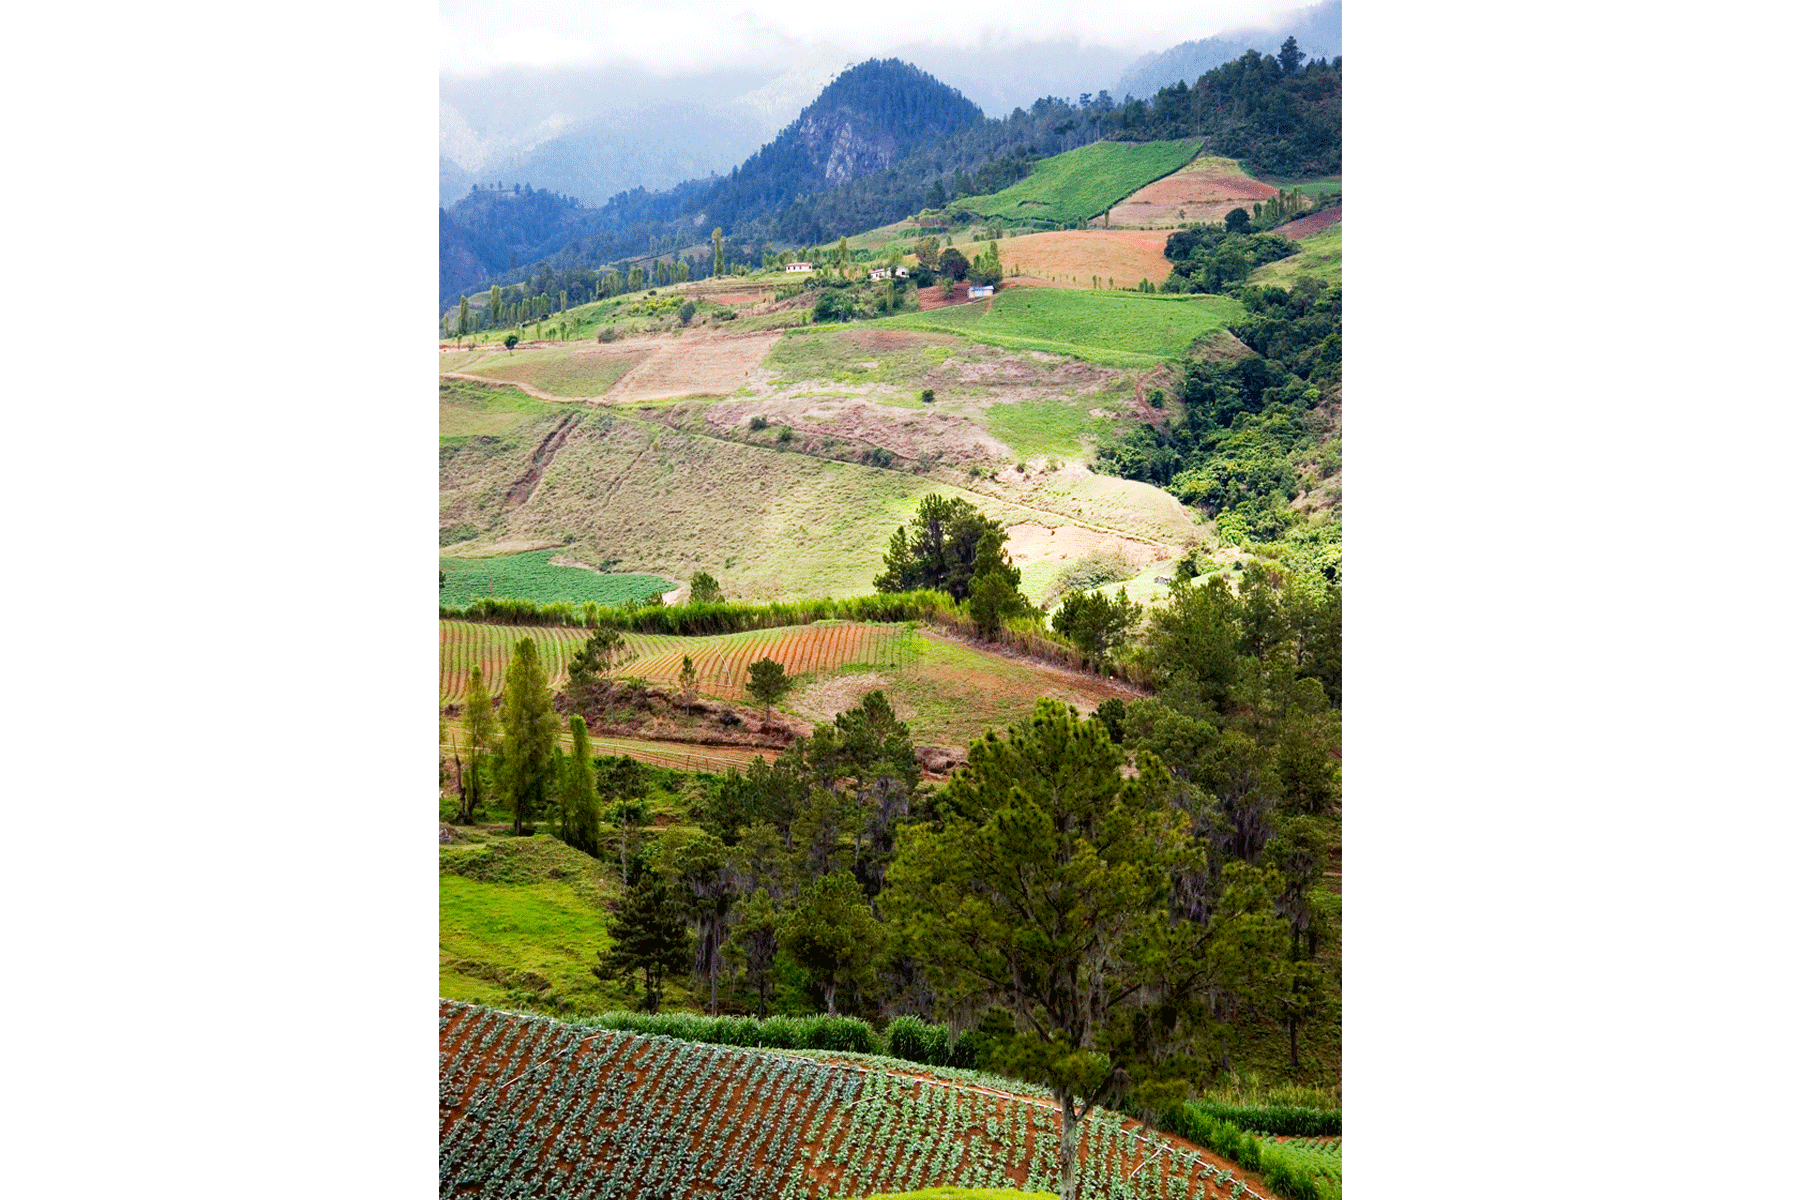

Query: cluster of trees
(1160, 222), (1300, 294)
(1096, 279), (1340, 544)
(1115, 42), (1339, 157)
(1103, 43), (1342, 178)
(559, 560), (1334, 1200)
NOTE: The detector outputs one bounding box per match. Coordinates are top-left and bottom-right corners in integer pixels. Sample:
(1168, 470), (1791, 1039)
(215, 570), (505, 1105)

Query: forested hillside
(688, 59), (983, 234)
(1106, 49), (1341, 177)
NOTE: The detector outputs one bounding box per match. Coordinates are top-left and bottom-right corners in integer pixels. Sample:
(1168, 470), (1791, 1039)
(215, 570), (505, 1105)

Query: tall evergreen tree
(498, 638), (558, 835)
(712, 227), (724, 277)
(457, 664), (498, 824)
(561, 715), (601, 855)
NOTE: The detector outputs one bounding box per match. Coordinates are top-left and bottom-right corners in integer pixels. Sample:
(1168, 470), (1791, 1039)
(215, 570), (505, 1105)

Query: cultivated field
(439, 550), (674, 609)
(442, 344), (650, 398)
(614, 621), (913, 701)
(997, 229), (1180, 291)
(1101, 156), (1278, 229)
(439, 1000), (1268, 1200)
(439, 621), (593, 705)
(956, 140), (1202, 228)
(442, 331), (783, 404)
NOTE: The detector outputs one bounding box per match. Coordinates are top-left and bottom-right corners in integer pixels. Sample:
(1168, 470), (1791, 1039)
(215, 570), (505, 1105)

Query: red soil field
(997, 229), (1178, 290)
(1277, 205), (1343, 240)
(1103, 161), (1278, 229)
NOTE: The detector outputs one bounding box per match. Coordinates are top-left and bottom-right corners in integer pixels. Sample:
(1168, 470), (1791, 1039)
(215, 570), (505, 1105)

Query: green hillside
(953, 140), (1201, 227)
(881, 288), (1242, 368)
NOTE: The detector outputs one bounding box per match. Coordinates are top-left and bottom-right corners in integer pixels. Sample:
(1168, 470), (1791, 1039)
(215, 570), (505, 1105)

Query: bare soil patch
(605, 330), (784, 403)
(1278, 204), (1344, 240)
(562, 681), (812, 751)
(916, 280), (979, 310)
(998, 229), (1178, 288)
(1103, 159), (1278, 229)
(1004, 521), (1167, 571)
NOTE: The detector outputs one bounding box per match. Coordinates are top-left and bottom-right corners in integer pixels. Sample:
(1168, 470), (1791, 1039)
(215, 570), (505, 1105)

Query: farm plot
(439, 551), (675, 609)
(439, 1000), (1264, 1200)
(956, 140), (1202, 228)
(885, 288), (1243, 369)
(604, 330), (785, 404)
(997, 229), (1181, 291)
(439, 622), (592, 706)
(1102, 156), (1278, 229)
(617, 622), (913, 701)
(443, 344), (652, 398)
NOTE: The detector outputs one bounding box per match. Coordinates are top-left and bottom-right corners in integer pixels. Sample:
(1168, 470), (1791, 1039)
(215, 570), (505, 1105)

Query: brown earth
(1278, 204), (1344, 240)
(604, 329), (784, 403)
(1102, 159), (1278, 229)
(1004, 521), (1165, 572)
(560, 680), (813, 751)
(996, 229), (1178, 289)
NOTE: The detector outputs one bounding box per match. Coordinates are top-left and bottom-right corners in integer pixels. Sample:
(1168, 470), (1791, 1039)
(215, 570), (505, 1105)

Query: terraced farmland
(439, 1001), (1266, 1200)
(613, 622), (914, 701)
(439, 622), (593, 706)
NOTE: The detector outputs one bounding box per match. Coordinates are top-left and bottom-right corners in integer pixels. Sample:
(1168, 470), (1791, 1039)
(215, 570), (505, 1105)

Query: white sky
(441, 0), (1306, 77)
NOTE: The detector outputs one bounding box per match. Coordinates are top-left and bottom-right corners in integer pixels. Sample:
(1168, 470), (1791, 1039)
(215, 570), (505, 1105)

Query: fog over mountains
(439, 3), (1338, 210)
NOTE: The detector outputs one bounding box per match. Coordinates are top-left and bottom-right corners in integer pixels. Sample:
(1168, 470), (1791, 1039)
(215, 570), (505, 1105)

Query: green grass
(765, 327), (961, 390)
(438, 549), (673, 607)
(955, 139), (1203, 227)
(881, 288), (1243, 368)
(984, 398), (1094, 459)
(1250, 220), (1342, 290)
(439, 379), (560, 441)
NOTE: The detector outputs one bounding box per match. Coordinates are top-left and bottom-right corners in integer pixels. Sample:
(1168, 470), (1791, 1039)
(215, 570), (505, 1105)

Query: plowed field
(439, 622), (594, 705)
(438, 1000), (1269, 1200)
(1103, 156), (1279, 229)
(998, 230), (1178, 290)
(615, 622), (911, 701)
(605, 330), (784, 403)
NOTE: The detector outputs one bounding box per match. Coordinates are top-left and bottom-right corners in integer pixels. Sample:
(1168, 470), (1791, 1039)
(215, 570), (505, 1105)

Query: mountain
(688, 59), (984, 233)
(438, 53), (851, 207)
(1116, 0), (1342, 98)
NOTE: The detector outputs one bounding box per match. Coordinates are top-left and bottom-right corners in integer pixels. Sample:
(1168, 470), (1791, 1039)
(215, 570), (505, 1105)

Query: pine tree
(457, 295), (471, 342)
(593, 875), (692, 1013)
(712, 227), (724, 277)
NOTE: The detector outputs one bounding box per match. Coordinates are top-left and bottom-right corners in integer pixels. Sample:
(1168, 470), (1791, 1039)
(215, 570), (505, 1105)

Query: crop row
(440, 1001), (1248, 1200)
(616, 623), (910, 701)
(439, 621), (591, 705)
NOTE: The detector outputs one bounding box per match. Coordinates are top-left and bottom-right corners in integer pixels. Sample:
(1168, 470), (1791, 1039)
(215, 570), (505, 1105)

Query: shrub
(920, 388), (935, 403)
(596, 326), (617, 343)
(678, 301), (697, 325)
(748, 415), (769, 432)
(775, 425), (793, 444)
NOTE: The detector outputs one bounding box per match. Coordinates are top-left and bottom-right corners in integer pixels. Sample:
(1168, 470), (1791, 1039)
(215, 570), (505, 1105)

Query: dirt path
(505, 412), (580, 507)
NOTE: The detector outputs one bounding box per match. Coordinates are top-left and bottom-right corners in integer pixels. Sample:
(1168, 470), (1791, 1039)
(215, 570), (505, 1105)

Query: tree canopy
(872, 494), (1005, 602)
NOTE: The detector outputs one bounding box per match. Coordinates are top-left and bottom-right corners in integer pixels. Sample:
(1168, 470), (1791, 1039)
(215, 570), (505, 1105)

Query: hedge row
(440, 590), (955, 635)
(1157, 1102), (1338, 1200)
(573, 1009), (983, 1068)
(1187, 1100), (1340, 1137)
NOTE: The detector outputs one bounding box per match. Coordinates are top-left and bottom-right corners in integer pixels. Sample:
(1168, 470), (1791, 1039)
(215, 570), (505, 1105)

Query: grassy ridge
(880, 289), (1243, 368)
(956, 140), (1202, 226)
(1248, 221), (1341, 290)
(439, 549), (673, 608)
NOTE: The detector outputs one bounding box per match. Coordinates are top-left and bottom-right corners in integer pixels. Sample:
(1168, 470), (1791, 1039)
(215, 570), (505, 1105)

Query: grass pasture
(1249, 220), (1342, 290)
(883, 288), (1243, 368)
(440, 1000), (1264, 1199)
(440, 378), (559, 441)
(439, 550), (674, 609)
(956, 140), (1202, 228)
